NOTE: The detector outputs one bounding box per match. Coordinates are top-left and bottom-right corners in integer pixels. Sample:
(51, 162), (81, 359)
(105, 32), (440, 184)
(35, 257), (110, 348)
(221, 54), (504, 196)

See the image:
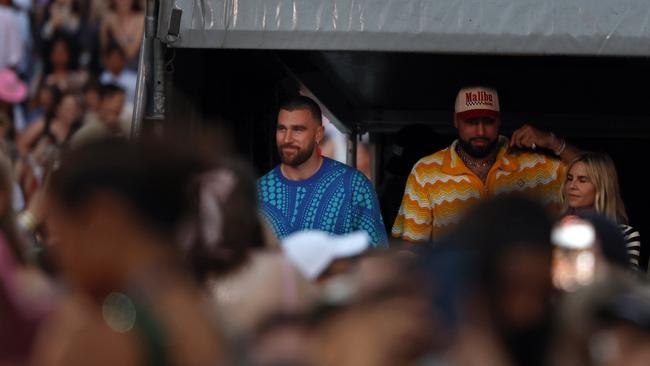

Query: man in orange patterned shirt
(392, 86), (581, 243)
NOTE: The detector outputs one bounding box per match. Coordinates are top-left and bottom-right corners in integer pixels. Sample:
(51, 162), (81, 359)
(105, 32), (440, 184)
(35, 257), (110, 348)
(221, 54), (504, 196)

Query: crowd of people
(0, 84), (644, 365)
(1, 2), (649, 365)
(1, 0), (140, 213)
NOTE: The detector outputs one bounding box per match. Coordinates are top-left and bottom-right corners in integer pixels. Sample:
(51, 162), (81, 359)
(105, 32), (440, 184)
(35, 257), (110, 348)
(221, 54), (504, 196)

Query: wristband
(550, 133), (566, 156)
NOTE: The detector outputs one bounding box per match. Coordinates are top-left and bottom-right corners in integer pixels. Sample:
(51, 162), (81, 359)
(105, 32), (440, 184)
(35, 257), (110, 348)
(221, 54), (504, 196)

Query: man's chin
(281, 158), (298, 166)
(281, 154), (310, 167)
(460, 139), (497, 158)
(278, 144), (316, 167)
(464, 147), (491, 158)
(472, 147), (491, 157)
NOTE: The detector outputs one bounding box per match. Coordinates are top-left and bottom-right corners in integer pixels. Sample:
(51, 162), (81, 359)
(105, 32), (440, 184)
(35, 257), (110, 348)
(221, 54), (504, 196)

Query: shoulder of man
(507, 148), (564, 169)
(321, 157), (355, 175)
(407, 147), (449, 177)
(256, 165), (281, 186)
(324, 158), (372, 182)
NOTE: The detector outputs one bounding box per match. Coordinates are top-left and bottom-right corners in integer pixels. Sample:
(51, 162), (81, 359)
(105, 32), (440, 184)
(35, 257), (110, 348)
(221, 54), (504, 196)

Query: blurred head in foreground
(450, 195), (555, 366)
(42, 137), (227, 365)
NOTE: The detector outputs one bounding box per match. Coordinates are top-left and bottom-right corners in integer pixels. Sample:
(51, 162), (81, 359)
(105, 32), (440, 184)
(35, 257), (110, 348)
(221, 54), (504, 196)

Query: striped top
(392, 137), (566, 242)
(621, 224), (644, 271)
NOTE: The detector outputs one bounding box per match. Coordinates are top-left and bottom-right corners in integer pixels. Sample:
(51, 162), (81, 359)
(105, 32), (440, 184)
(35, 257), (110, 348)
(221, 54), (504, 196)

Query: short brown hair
(279, 95), (322, 125)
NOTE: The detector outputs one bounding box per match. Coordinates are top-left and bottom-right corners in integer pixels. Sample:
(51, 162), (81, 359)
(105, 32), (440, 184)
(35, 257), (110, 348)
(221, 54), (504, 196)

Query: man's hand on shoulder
(510, 124), (581, 163)
(509, 124), (557, 151)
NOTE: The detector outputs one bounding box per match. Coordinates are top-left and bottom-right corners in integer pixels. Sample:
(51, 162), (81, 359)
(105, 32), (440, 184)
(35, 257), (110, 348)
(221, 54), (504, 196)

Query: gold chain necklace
(455, 144), (497, 183)
(455, 144), (496, 169)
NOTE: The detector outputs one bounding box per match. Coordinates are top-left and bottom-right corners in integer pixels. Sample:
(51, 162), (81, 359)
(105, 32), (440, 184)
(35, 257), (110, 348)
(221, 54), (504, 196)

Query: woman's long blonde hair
(561, 152), (628, 225)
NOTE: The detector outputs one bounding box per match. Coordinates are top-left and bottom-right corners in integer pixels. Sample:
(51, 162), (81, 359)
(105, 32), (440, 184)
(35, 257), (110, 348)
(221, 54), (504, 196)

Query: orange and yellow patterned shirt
(391, 136), (566, 242)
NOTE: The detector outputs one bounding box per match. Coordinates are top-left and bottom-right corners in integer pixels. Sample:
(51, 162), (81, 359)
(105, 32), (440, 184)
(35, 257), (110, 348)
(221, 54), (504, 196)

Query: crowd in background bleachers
(0, 0), (143, 211)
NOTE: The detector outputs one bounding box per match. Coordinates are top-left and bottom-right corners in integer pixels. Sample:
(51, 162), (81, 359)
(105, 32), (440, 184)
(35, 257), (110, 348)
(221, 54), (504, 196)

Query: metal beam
(131, 0), (158, 139)
(347, 127), (358, 168)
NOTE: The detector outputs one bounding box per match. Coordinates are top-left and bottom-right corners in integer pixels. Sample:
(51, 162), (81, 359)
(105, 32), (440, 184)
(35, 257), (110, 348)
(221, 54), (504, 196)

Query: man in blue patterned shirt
(257, 95), (388, 248)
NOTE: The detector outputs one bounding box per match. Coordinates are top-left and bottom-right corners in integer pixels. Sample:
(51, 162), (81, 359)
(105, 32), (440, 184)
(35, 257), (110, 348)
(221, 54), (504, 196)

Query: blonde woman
(562, 152), (643, 271)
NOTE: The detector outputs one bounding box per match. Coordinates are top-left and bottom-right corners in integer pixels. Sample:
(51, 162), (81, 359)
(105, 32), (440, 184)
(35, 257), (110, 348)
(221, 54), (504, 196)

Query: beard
(278, 141), (316, 167)
(458, 137), (498, 158)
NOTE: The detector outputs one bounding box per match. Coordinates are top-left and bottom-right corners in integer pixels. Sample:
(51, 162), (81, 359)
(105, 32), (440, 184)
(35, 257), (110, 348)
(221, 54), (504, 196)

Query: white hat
(455, 86), (500, 120)
(551, 215), (596, 250)
(281, 231), (370, 281)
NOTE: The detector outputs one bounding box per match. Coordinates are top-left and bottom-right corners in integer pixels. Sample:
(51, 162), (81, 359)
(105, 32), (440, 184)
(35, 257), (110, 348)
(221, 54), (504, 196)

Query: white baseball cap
(455, 86), (500, 120)
(281, 230), (370, 281)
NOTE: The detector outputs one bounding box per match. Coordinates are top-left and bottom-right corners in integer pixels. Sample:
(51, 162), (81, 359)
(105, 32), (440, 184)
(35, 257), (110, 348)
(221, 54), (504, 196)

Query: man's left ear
(316, 125), (325, 144)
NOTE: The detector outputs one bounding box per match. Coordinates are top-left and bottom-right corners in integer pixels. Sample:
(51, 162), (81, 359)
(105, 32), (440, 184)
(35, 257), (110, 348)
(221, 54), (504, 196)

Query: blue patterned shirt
(257, 158), (388, 248)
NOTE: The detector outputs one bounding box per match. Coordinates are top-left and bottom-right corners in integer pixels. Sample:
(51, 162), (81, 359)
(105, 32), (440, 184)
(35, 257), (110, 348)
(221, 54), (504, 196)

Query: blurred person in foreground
(238, 235), (432, 366)
(0, 153), (54, 365)
(305, 250), (433, 366)
(552, 269), (650, 366)
(248, 312), (315, 366)
(552, 213), (632, 295)
(247, 249), (433, 366)
(30, 138), (227, 366)
(562, 152), (644, 272)
(280, 230), (370, 284)
(445, 195), (557, 366)
(392, 86), (581, 243)
(177, 154), (298, 333)
(257, 95), (387, 247)
(590, 288), (650, 366)
(550, 213), (644, 366)
(226, 229), (369, 351)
